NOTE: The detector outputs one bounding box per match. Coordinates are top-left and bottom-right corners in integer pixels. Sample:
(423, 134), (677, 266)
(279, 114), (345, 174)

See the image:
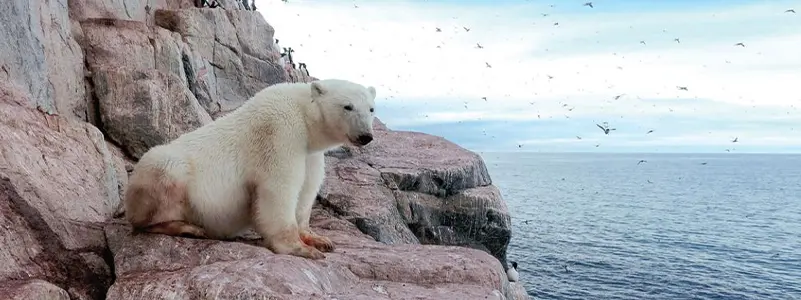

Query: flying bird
(674, 38), (681, 43)
(734, 42), (746, 47)
(638, 160), (647, 165)
(732, 137), (738, 143)
(583, 2), (593, 8)
(647, 129), (654, 134)
(435, 27), (441, 32)
(463, 26), (471, 32)
(614, 94), (625, 100)
(576, 136), (582, 140)
(785, 9), (795, 13)
(677, 86), (689, 91)
(476, 43), (483, 49)
(485, 62), (492, 68)
(596, 123), (616, 135)
(482, 97), (487, 101)
(640, 40), (647, 45)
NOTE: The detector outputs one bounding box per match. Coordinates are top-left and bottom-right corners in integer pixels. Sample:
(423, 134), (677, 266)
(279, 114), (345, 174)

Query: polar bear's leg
(251, 155), (325, 260)
(296, 153), (334, 252)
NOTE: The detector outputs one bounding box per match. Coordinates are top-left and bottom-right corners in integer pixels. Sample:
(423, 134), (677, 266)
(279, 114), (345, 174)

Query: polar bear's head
(311, 79), (377, 147)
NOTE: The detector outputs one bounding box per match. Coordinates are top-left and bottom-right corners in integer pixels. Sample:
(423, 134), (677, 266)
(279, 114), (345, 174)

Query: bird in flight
(646, 129), (654, 134)
(677, 86), (689, 91)
(596, 122), (616, 135)
(785, 9), (795, 13)
(734, 42), (746, 47)
(638, 160), (647, 165)
(732, 137), (739, 143)
(583, 2), (594, 8)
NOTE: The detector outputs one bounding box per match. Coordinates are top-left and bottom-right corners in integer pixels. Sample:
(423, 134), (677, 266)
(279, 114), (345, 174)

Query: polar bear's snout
(356, 133), (373, 146)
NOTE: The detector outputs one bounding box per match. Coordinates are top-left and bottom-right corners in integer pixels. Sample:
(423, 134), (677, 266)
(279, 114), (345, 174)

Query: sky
(254, 0), (801, 153)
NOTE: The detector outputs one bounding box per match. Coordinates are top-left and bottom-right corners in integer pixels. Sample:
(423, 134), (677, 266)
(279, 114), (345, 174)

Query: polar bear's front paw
(300, 229), (335, 253)
(264, 236), (326, 260)
(296, 245), (326, 260)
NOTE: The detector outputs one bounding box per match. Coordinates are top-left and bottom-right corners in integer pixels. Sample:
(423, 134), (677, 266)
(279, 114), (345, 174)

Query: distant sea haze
(482, 152), (801, 300)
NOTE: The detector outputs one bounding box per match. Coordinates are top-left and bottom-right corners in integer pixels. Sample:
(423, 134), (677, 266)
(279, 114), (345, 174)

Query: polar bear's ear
(367, 86), (376, 100)
(311, 81), (326, 100)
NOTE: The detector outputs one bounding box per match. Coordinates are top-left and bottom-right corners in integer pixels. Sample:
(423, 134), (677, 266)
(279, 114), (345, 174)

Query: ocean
(480, 152), (801, 300)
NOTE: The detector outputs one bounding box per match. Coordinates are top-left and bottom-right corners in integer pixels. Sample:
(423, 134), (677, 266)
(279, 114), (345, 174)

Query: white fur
(129, 79), (377, 256)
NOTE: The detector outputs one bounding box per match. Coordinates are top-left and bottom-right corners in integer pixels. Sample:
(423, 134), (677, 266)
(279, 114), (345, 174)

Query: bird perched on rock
(507, 261), (520, 282)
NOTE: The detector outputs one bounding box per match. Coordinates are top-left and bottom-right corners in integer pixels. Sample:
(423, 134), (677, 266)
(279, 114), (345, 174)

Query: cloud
(255, 0), (801, 153)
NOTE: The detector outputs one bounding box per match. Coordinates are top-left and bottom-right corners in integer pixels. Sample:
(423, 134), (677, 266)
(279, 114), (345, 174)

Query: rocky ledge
(0, 1), (529, 299)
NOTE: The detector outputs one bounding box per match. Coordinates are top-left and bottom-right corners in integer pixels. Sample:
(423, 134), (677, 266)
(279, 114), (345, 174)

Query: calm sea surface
(480, 152), (801, 300)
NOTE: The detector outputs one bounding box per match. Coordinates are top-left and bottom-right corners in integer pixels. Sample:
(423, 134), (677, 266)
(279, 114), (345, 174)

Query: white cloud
(254, 0), (801, 151)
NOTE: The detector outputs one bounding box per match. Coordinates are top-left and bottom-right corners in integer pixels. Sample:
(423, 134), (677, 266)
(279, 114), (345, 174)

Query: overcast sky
(255, 0), (801, 153)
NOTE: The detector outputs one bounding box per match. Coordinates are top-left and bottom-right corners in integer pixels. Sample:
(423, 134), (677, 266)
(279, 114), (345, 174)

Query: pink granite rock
(0, 84), (119, 299)
(0, 0), (86, 120)
(320, 125), (513, 271)
(103, 211), (510, 300)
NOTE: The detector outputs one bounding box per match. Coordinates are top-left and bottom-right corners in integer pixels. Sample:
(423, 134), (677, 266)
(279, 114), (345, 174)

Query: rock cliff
(0, 1), (530, 299)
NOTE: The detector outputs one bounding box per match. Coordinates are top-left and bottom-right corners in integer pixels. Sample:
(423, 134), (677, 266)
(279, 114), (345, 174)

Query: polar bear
(123, 79), (377, 260)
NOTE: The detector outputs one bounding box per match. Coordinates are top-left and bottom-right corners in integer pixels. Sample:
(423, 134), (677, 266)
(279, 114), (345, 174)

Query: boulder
(104, 210), (511, 299)
(0, 84), (119, 299)
(92, 68), (213, 159)
(320, 120), (513, 269)
(80, 18), (213, 159)
(0, 0), (86, 120)
(154, 8), (288, 118)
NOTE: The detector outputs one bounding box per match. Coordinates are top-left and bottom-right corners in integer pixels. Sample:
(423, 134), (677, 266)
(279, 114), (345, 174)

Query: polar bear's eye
(344, 105), (354, 111)
(370, 108), (374, 113)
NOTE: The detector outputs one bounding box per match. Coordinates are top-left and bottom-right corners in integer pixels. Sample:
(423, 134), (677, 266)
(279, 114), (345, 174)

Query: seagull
(614, 94), (625, 100)
(640, 40), (647, 45)
(463, 26), (470, 32)
(638, 160), (647, 165)
(576, 136), (582, 140)
(734, 42), (746, 47)
(435, 27), (441, 32)
(646, 129), (654, 134)
(700, 162), (708, 165)
(507, 261), (520, 282)
(476, 43), (483, 49)
(596, 123), (616, 135)
(583, 2), (593, 8)
(732, 137), (738, 143)
(785, 9), (795, 13)
(482, 97), (487, 101)
(677, 86), (689, 91)
(674, 38), (681, 43)
(485, 62), (492, 68)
